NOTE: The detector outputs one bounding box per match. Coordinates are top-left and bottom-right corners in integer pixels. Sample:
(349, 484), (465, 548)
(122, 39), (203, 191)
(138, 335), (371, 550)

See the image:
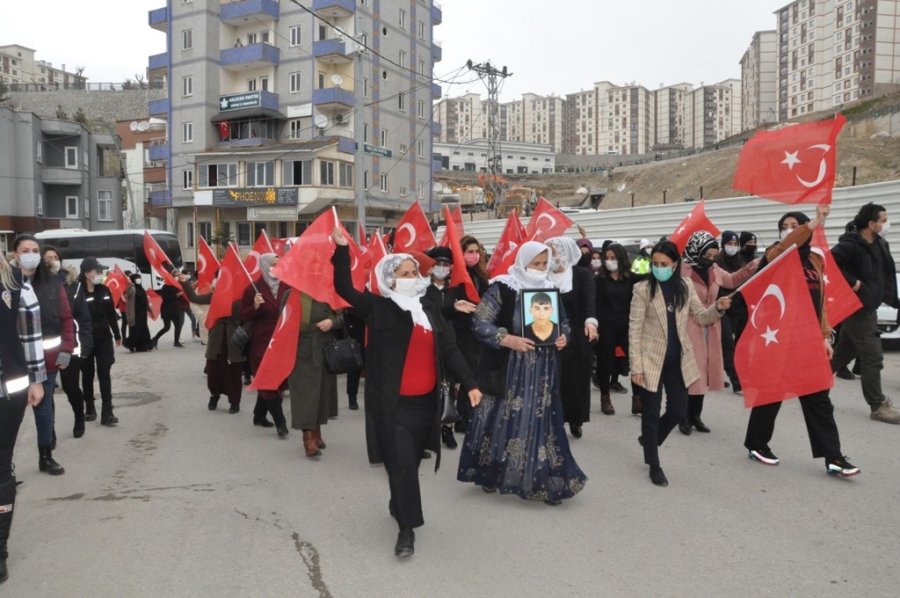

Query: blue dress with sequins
(457, 282), (587, 502)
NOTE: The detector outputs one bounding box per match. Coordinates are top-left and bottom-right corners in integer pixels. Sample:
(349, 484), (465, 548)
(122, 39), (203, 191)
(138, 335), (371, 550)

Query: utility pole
(352, 36), (367, 237)
(467, 60), (511, 213)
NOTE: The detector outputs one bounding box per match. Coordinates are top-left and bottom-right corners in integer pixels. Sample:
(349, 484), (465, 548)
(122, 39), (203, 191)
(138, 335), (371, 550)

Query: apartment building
(0, 44), (86, 89)
(654, 83), (693, 150)
(434, 92), (489, 143)
(740, 31), (778, 130)
(564, 88), (598, 155)
(0, 105), (124, 238)
(434, 139), (555, 174)
(147, 0), (442, 263)
(597, 83), (656, 155)
(684, 79), (742, 149)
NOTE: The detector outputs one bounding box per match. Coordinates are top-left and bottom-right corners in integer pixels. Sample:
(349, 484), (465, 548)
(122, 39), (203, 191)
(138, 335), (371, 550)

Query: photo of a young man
(522, 291), (560, 346)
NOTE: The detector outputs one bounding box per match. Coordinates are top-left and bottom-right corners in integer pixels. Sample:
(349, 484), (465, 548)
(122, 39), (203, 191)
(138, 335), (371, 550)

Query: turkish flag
(205, 243), (252, 329)
(271, 237), (289, 257)
(733, 114), (846, 205)
(437, 205), (467, 248)
(146, 288), (162, 321)
(487, 212), (527, 277)
(812, 227), (862, 326)
(105, 265), (129, 309)
(196, 236), (220, 294)
(525, 197), (574, 241)
(357, 222), (367, 247)
(243, 230), (275, 280)
(668, 200), (721, 253)
(366, 230), (389, 296)
(271, 208), (366, 310)
(248, 290), (302, 391)
(392, 201), (436, 253)
(219, 121), (229, 141)
(734, 247), (834, 408)
(143, 232), (180, 287)
(443, 207), (480, 304)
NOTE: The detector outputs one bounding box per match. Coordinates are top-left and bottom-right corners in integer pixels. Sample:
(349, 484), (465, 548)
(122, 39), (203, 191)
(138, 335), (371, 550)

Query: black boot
(84, 399), (97, 422)
(0, 477), (16, 584)
(348, 395), (359, 410)
(678, 416), (692, 435)
(38, 446), (65, 476)
(100, 402), (118, 426)
(73, 411), (85, 439)
(252, 395), (274, 427)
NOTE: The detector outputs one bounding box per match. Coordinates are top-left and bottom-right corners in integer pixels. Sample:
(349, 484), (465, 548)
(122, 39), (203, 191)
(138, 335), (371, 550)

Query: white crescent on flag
(796, 144), (831, 188)
(535, 213), (556, 231)
(750, 284), (787, 346)
(399, 222), (417, 247)
(198, 253), (207, 274)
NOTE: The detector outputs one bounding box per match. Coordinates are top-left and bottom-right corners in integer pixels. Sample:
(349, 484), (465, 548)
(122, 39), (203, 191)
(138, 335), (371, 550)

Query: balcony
(313, 38), (353, 65)
(220, 0), (279, 26)
(148, 6), (168, 32)
(432, 41), (442, 62)
(148, 52), (168, 77)
(42, 167), (84, 186)
(431, 83), (442, 99)
(148, 138), (169, 162)
(40, 119), (83, 137)
(312, 0), (355, 19)
(148, 98), (169, 117)
(432, 159), (442, 173)
(220, 43), (280, 71)
(431, 121), (441, 136)
(312, 86), (355, 112)
(149, 184), (172, 207)
(432, 2), (442, 25)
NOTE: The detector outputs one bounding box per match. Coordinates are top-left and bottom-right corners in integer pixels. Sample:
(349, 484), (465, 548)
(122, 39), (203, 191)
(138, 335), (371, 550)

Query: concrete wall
(7, 88), (166, 121)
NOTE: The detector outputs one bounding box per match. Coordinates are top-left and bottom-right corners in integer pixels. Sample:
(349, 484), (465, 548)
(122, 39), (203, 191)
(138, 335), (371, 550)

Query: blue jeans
(33, 371), (57, 447)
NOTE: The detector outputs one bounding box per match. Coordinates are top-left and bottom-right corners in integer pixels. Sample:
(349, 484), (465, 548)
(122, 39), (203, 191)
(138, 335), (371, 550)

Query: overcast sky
(2, 0), (790, 100)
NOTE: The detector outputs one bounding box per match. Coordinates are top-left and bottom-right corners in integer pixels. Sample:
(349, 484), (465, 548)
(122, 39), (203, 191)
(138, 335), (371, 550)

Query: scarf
(682, 230), (718, 265)
(258, 253), (281, 297)
(545, 236), (582, 293)
(374, 253), (432, 330)
(490, 241), (554, 292)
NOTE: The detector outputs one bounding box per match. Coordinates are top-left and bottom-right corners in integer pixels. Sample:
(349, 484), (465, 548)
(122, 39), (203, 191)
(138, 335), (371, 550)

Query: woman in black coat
(331, 227), (480, 559)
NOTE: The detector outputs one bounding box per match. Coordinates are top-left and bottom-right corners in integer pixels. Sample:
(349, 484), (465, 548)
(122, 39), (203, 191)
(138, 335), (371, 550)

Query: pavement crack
(293, 532), (332, 598)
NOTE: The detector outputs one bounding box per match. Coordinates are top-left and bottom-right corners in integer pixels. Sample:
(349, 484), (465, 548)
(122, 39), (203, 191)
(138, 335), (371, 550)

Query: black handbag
(440, 379), (460, 425)
(230, 324), (251, 355)
(323, 328), (363, 375)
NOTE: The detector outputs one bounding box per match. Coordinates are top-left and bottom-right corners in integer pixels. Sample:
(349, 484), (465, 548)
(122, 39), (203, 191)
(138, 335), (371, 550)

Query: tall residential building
(434, 92), (489, 143)
(563, 88), (598, 155)
(598, 83), (656, 155)
(740, 31), (778, 130)
(0, 44), (86, 90)
(654, 83), (693, 150)
(146, 0), (442, 264)
(684, 79), (742, 149)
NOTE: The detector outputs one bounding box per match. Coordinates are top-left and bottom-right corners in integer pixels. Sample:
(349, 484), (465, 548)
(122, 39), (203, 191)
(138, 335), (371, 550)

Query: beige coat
(628, 277), (723, 393)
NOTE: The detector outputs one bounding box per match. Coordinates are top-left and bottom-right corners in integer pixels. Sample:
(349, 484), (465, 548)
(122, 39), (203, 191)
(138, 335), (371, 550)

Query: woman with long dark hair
(629, 241), (730, 486)
(12, 235), (75, 475)
(123, 273), (153, 353)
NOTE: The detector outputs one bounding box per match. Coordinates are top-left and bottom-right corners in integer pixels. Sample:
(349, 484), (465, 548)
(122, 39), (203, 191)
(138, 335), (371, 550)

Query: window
(84, 197), (91, 219)
(261, 30), (269, 44)
(198, 163), (238, 187)
(380, 129), (388, 147)
(260, 77), (268, 92)
(289, 120), (303, 139)
(290, 26), (301, 46)
(398, 92), (405, 112)
(65, 196), (79, 218)
(418, 59), (426, 78)
(417, 100), (425, 119)
(380, 173), (388, 193)
(398, 50), (406, 69)
(319, 160), (336, 186)
(418, 20), (425, 39)
(237, 222), (252, 246)
(417, 181), (426, 199)
(37, 192), (43, 216)
(98, 190), (113, 221)
(182, 76), (193, 97)
(183, 122), (193, 143)
(183, 169), (193, 190)
(35, 142), (42, 164)
(417, 140), (425, 159)
(399, 8), (407, 28)
(318, 72), (326, 89)
(65, 146), (78, 169)
(246, 161), (274, 187)
(247, 32), (258, 45)
(364, 78), (369, 98)
(339, 163), (353, 188)
(290, 72), (301, 93)
(363, 123), (369, 143)
(186, 222), (194, 248)
(183, 29), (193, 50)
(247, 78), (257, 92)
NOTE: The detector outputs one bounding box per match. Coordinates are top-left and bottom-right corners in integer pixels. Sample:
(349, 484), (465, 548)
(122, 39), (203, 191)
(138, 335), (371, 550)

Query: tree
(209, 228), (235, 258)
(0, 79), (9, 104)
(73, 108), (88, 125)
(56, 105), (69, 119)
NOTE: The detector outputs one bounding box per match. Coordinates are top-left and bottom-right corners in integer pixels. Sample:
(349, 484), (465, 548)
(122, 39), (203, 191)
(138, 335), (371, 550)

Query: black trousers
(82, 340), (115, 403)
(0, 391), (28, 484)
(744, 390), (842, 459)
(60, 354), (86, 413)
(153, 308), (183, 345)
(596, 321), (638, 395)
(640, 354), (688, 468)
(385, 394), (435, 530)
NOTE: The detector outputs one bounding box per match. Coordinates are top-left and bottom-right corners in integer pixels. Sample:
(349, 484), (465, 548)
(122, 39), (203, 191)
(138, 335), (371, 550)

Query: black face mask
(741, 246), (757, 258)
(696, 257), (714, 270)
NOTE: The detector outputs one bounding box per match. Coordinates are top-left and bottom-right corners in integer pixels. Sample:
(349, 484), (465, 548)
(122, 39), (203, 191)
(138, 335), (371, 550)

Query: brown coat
(628, 277), (724, 393)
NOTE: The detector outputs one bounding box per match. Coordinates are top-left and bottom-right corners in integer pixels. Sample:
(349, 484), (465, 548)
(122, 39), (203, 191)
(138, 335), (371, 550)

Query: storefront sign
(247, 206), (298, 221)
(212, 188), (299, 207)
(219, 91), (261, 111)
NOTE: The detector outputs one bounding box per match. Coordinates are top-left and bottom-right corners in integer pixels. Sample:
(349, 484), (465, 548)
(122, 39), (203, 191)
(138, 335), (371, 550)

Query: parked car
(876, 274), (900, 342)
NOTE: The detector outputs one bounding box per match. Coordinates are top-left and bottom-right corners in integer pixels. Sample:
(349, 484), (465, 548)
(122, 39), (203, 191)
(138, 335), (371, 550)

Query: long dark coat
(332, 246), (477, 470)
(240, 278), (289, 375)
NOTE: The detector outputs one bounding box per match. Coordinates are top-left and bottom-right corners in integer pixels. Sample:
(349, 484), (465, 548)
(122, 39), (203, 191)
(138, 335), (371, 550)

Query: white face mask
(92, 275), (104, 285)
(393, 277), (421, 297)
(549, 256), (565, 272)
(590, 259), (602, 269)
(432, 264), (450, 280)
(878, 221), (890, 238)
(525, 267), (549, 281)
(724, 245), (739, 257)
(779, 227), (795, 241)
(47, 259), (61, 274)
(605, 260), (618, 272)
(17, 252), (42, 271)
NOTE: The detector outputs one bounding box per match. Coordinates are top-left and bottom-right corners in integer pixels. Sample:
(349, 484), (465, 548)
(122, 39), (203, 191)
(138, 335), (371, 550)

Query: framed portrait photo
(520, 288), (561, 347)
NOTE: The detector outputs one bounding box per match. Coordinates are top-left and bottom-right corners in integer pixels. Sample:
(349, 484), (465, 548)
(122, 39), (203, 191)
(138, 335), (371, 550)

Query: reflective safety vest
(631, 256), (650, 275)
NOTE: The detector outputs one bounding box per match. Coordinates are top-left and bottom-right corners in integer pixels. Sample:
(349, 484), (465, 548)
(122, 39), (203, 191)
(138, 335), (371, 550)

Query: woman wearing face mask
(458, 241), (586, 506)
(575, 238), (594, 269)
(595, 243), (642, 416)
(331, 227), (480, 558)
(589, 250), (604, 275)
(677, 231), (758, 436)
(630, 241), (732, 486)
(546, 237), (598, 438)
(715, 231), (752, 393)
(122, 273), (153, 353)
(12, 235), (75, 475)
(240, 253), (289, 435)
(79, 257), (122, 427)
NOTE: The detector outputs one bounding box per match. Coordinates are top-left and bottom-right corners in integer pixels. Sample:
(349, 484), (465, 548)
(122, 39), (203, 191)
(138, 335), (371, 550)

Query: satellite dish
(137, 121), (150, 131)
(129, 121), (138, 131)
(331, 74), (343, 86)
(314, 114), (328, 129)
(432, 182), (443, 193)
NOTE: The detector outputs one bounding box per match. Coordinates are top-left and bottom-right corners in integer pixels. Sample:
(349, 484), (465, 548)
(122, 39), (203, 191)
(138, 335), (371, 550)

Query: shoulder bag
(323, 326), (363, 375)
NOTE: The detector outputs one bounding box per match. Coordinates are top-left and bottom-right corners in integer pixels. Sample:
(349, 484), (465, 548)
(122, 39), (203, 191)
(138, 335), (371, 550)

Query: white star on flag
(761, 326), (779, 346)
(781, 151), (801, 170)
(823, 274), (830, 285)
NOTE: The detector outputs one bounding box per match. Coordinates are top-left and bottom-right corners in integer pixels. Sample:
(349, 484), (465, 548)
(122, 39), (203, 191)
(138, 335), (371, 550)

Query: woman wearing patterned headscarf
(331, 228), (480, 559)
(678, 231), (758, 436)
(457, 240), (587, 506)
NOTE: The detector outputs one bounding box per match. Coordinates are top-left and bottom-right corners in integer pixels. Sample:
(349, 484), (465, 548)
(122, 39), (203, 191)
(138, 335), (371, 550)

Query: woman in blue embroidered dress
(457, 241), (587, 505)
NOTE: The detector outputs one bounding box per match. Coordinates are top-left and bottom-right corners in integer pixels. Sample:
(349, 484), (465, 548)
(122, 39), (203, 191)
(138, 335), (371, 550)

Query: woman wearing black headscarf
(715, 230), (751, 392)
(123, 272), (153, 353)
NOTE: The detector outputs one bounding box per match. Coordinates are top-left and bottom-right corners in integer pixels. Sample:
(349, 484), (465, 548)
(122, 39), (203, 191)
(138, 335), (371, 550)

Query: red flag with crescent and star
(196, 236), (220, 294)
(357, 222), (368, 247)
(248, 289), (302, 391)
(146, 288), (162, 321)
(392, 201), (436, 254)
(271, 238), (289, 257)
(525, 197), (574, 241)
(488, 212), (527, 277)
(105, 265), (129, 308)
(143, 232), (180, 287)
(812, 226), (862, 326)
(243, 230), (275, 280)
(443, 206), (480, 304)
(205, 243), (252, 329)
(366, 230), (389, 296)
(668, 200), (721, 253)
(733, 114), (846, 205)
(734, 247), (834, 408)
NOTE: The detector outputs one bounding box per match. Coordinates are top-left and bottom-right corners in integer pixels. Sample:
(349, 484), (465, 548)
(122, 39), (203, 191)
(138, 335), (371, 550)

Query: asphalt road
(6, 322), (900, 598)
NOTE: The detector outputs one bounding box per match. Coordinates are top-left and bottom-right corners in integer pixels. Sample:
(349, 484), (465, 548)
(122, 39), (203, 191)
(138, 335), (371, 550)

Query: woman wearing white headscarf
(331, 228), (481, 559)
(546, 236), (598, 439)
(457, 241), (587, 505)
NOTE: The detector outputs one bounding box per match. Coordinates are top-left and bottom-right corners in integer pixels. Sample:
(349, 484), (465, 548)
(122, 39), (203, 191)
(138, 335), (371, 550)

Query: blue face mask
(652, 265), (675, 282)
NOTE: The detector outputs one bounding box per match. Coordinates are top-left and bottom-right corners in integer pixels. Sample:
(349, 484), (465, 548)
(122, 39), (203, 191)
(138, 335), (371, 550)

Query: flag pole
(726, 244), (797, 299)
(233, 241), (259, 293)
